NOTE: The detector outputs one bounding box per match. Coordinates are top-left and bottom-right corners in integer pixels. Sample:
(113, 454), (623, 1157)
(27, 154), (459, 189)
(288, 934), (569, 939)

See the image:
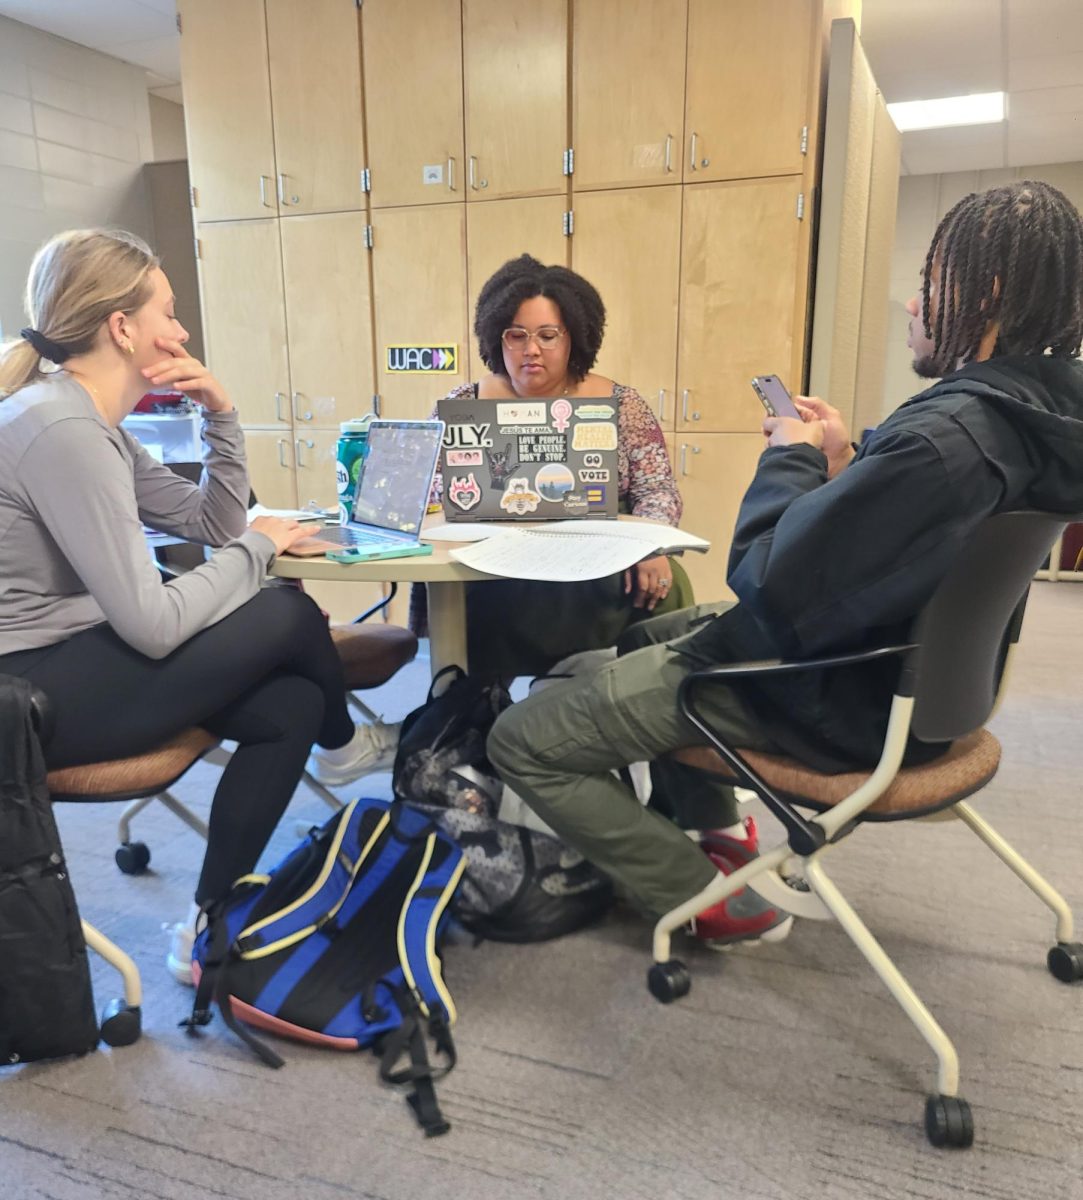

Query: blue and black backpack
(184, 796), (465, 1136)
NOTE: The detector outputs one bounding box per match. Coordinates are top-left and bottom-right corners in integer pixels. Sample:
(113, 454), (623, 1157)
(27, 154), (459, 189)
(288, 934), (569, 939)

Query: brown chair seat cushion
(669, 730), (1002, 820)
(47, 727), (219, 801)
(331, 622), (418, 690)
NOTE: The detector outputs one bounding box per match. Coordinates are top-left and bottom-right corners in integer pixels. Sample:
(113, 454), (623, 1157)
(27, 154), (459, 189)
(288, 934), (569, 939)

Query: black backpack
(392, 667), (614, 942)
(0, 676), (99, 1066)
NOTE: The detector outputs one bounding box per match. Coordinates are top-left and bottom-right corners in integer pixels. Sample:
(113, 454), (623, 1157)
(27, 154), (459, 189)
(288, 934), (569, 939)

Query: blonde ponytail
(0, 229), (159, 400)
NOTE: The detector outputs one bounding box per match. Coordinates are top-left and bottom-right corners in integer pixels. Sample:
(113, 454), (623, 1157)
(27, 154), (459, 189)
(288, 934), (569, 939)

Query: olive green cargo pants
(487, 603), (780, 916)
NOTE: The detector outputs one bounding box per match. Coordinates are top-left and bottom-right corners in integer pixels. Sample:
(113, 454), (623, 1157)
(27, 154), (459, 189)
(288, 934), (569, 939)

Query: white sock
(717, 821), (746, 839)
(184, 900), (201, 931)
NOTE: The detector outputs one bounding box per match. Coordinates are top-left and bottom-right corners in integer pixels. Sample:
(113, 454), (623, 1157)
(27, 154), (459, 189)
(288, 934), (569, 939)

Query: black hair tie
(20, 327), (71, 364)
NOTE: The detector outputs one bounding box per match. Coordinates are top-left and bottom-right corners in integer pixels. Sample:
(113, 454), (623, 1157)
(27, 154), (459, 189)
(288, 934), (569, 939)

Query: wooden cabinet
(465, 196), (568, 379)
(180, 0), (365, 223)
(371, 205), (469, 419)
(178, 0), (277, 221)
(294, 429), (341, 509)
(463, 0), (568, 201)
(279, 212), (375, 430)
(571, 187), (682, 428)
(572, 0), (687, 191)
(244, 429), (298, 508)
(684, 0), (814, 183)
(196, 220), (290, 427)
(673, 432), (764, 602)
(265, 0), (366, 215)
(362, 0), (465, 209)
(677, 177), (807, 432)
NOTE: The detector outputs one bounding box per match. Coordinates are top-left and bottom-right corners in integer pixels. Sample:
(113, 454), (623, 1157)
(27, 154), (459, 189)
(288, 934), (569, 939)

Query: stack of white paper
(448, 521), (710, 582)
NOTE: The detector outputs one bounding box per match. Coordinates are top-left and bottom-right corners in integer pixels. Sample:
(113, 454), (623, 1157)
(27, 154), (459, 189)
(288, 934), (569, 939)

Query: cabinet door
(244, 429), (298, 508)
(362, 0), (465, 209)
(685, 0), (813, 182)
(571, 187), (681, 428)
(371, 205), (469, 419)
(673, 432), (763, 603)
(265, 0), (366, 215)
(294, 429), (340, 509)
(465, 196), (568, 379)
(280, 212), (375, 430)
(178, 0), (277, 221)
(677, 178), (806, 432)
(463, 0), (567, 200)
(572, 0), (687, 190)
(196, 220), (291, 428)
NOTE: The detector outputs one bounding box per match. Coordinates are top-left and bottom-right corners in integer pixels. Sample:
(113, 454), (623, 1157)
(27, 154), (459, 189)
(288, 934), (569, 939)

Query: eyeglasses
(501, 325), (566, 351)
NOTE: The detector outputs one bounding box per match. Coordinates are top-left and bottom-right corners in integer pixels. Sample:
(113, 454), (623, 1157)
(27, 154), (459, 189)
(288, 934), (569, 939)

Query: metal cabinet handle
(657, 389), (666, 421)
(681, 389), (689, 421)
(447, 156), (455, 191)
(664, 134), (673, 174)
(277, 438), (290, 468)
(259, 175), (274, 208)
(295, 437), (314, 468)
(689, 132), (697, 172)
(277, 173), (298, 206)
(469, 156), (478, 190)
(680, 444), (700, 477)
(274, 391), (286, 421)
(292, 391), (312, 422)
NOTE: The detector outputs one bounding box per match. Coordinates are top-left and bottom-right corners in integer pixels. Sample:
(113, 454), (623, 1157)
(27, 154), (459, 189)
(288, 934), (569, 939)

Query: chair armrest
(676, 642), (915, 856)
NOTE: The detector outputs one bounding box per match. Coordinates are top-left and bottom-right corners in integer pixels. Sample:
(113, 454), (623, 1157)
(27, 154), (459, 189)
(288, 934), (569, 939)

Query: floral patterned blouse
(429, 380), (683, 525)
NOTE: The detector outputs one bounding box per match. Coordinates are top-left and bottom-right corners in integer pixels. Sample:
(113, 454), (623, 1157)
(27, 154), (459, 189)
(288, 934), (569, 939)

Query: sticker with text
(517, 432), (567, 464)
(443, 422), (493, 450)
(499, 477), (541, 515)
(562, 492), (589, 516)
(574, 403), (615, 420)
(447, 473), (482, 511)
(496, 401), (547, 425)
(578, 468), (610, 483)
(386, 345), (457, 373)
(571, 421), (617, 452)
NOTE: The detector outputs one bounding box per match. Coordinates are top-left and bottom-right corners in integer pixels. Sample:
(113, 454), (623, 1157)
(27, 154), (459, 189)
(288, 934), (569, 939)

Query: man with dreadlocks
(487, 179), (1083, 949)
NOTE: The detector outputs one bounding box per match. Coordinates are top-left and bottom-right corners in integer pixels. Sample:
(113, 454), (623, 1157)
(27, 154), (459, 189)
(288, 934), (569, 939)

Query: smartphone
(751, 375), (801, 420)
(326, 543), (434, 564)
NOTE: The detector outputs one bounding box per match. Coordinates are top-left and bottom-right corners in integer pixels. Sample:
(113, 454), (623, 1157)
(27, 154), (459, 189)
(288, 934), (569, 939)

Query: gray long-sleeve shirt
(0, 373), (275, 659)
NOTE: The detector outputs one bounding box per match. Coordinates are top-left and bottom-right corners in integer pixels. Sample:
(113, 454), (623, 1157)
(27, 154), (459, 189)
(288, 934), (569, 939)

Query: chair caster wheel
(100, 1000), (141, 1047)
(925, 1094), (974, 1148)
(115, 841), (150, 875)
(1047, 942), (1083, 983)
(647, 960), (691, 1004)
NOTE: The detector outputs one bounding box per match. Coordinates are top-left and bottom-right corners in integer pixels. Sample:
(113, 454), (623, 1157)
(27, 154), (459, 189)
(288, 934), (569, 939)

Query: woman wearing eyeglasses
(414, 254), (693, 679)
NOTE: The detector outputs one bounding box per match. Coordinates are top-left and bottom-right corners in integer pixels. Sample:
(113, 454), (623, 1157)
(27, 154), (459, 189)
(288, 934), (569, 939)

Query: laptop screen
(349, 419), (444, 536)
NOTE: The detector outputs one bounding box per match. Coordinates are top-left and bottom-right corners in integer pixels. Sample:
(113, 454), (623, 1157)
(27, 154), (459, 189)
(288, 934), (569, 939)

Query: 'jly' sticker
(499, 477), (541, 515)
(447, 474), (482, 511)
(443, 423), (493, 449)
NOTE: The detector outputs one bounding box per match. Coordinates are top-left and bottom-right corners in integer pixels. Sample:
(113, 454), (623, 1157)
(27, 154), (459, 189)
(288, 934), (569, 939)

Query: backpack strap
(377, 987), (455, 1137)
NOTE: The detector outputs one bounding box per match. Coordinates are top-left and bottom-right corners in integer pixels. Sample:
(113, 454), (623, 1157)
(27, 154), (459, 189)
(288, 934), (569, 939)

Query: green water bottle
(336, 415), (374, 524)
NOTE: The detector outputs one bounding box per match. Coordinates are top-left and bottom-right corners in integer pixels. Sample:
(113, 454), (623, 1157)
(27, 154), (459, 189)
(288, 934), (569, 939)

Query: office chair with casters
(649, 511), (1083, 1150)
(25, 691), (194, 1047)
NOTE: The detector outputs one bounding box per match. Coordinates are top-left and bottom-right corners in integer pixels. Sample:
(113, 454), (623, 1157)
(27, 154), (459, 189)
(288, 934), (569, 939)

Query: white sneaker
(307, 720), (401, 787)
(165, 918), (197, 987)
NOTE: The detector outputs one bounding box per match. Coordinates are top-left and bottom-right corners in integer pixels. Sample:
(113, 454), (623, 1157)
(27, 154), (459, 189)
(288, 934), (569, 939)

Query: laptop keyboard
(316, 526), (391, 548)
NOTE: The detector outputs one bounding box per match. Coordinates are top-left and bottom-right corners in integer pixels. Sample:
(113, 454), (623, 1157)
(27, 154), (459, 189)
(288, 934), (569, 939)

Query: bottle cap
(339, 414), (374, 434)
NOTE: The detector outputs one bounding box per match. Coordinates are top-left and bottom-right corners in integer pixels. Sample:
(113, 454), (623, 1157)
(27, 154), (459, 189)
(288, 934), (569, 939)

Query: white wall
(0, 15), (156, 338)
(881, 161), (1083, 422)
(149, 94), (187, 161)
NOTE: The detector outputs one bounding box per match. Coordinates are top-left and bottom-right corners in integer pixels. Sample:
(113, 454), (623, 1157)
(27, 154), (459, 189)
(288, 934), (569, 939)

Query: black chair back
(906, 511), (1072, 743)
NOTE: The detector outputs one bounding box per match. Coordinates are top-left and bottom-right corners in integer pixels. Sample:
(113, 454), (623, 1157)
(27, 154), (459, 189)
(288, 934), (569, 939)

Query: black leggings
(0, 587), (354, 904)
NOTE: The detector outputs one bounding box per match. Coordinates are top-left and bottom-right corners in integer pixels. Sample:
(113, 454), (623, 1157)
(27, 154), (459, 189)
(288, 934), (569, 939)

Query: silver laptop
(289, 419), (444, 556)
(437, 395), (620, 521)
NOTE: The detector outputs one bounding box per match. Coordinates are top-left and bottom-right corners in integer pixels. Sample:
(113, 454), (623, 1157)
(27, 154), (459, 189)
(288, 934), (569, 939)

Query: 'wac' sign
(385, 345), (458, 373)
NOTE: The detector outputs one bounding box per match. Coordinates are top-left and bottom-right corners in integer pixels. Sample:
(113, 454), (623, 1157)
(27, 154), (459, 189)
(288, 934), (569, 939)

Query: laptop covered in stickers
(437, 395), (620, 521)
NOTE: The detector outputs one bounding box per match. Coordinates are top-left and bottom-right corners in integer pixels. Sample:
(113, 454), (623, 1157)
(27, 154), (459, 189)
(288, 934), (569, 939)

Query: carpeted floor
(3, 582), (1081, 1200)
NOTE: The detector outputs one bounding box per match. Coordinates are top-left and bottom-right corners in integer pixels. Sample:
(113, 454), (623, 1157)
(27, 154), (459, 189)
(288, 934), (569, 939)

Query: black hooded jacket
(681, 355), (1083, 771)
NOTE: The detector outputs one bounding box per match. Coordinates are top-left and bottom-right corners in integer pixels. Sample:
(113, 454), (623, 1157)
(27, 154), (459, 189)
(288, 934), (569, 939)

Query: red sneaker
(691, 817), (794, 947)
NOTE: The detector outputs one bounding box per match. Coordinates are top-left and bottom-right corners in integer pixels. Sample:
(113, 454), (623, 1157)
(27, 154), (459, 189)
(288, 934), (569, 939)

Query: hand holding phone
(326, 543), (434, 564)
(751, 375), (802, 420)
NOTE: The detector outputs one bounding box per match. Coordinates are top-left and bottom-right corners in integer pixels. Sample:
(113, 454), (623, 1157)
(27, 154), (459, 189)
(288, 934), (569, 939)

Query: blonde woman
(0, 230), (383, 982)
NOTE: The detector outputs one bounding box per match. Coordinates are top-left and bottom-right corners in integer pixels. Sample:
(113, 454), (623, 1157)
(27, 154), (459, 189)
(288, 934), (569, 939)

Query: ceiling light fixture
(887, 91), (1006, 133)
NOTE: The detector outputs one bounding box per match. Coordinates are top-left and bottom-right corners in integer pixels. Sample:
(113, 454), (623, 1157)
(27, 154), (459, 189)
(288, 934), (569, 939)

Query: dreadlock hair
(920, 180), (1083, 375)
(474, 254), (606, 381)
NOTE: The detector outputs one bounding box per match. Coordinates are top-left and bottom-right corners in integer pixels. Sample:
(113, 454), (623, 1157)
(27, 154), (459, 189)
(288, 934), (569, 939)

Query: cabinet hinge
(800, 125), (809, 155)
(372, 394), (382, 416)
(176, 12), (182, 33)
(360, 167), (371, 193)
(562, 210), (574, 237)
(193, 237), (201, 260)
(562, 147), (574, 176)
(363, 224), (374, 249)
(189, 184), (198, 208)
